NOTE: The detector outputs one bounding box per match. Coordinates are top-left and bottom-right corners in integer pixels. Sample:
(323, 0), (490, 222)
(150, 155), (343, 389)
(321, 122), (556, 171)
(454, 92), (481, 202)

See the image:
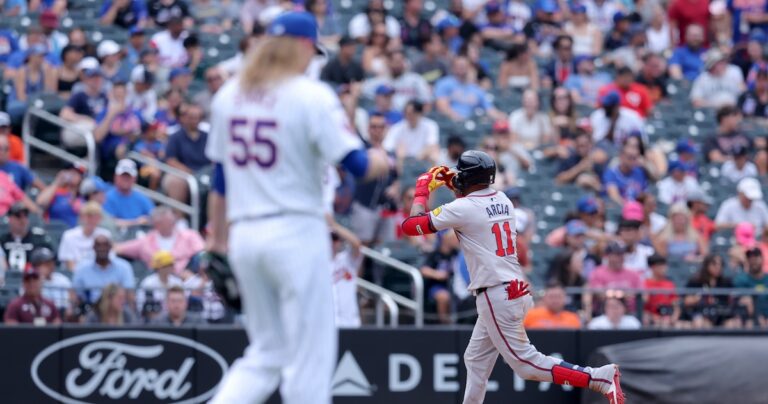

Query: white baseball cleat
(603, 365), (625, 404)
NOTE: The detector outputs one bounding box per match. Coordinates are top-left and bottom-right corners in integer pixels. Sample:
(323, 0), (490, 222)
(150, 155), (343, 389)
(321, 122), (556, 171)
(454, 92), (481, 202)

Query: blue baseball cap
(436, 15), (461, 33)
(676, 139), (695, 154)
(573, 54), (594, 67)
(268, 11), (323, 54)
(169, 67), (191, 81)
(375, 84), (395, 96)
(577, 195), (598, 214)
(485, 1), (502, 13)
(571, 4), (587, 13)
(600, 91), (621, 107)
(537, 0), (558, 13)
(566, 219), (587, 236)
(130, 26), (145, 36)
(668, 160), (685, 174)
(613, 11), (628, 23)
(749, 29), (767, 43)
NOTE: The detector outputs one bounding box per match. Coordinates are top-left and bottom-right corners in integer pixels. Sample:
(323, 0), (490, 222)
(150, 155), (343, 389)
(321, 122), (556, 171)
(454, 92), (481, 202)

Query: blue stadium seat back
(4, 270), (23, 289)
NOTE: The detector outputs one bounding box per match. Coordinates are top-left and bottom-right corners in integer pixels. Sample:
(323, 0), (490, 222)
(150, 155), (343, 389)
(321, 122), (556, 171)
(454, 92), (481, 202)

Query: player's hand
(414, 166), (451, 197)
(201, 251), (242, 311)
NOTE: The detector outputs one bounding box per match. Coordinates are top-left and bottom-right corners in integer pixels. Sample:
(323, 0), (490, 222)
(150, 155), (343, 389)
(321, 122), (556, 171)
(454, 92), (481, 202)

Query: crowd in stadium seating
(1, 0), (768, 329)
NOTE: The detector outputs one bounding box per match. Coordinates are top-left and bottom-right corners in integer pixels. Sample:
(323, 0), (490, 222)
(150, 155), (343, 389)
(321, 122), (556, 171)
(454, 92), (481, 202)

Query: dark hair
(183, 34), (199, 49)
(697, 254), (723, 285)
(369, 111), (387, 120)
(61, 44), (84, 61)
(406, 100), (424, 114)
(550, 87), (574, 116)
(554, 35), (573, 50)
(616, 66), (634, 76)
(547, 251), (584, 287)
(505, 42), (528, 61)
(447, 134), (466, 148)
(622, 133), (646, 156)
(716, 105), (740, 123)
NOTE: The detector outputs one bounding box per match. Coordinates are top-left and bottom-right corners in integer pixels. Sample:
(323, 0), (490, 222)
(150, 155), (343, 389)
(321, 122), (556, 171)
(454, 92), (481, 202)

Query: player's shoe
(603, 365), (625, 404)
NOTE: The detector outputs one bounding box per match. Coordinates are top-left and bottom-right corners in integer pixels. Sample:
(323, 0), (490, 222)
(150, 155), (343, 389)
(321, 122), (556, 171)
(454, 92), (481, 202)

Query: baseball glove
(200, 251), (242, 311)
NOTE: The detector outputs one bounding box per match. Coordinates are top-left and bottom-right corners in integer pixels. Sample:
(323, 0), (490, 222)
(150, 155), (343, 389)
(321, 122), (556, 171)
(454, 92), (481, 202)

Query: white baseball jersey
(332, 249), (363, 328)
(429, 188), (523, 290)
(206, 76), (363, 222)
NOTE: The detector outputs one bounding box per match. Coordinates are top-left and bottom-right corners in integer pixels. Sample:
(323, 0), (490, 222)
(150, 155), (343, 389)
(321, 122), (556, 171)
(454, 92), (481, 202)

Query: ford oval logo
(30, 330), (229, 404)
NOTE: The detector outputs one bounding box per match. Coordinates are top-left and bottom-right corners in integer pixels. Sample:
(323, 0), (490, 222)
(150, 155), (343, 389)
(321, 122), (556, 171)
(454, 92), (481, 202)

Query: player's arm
(401, 166), (455, 237)
(340, 147), (390, 181)
(207, 163), (228, 253)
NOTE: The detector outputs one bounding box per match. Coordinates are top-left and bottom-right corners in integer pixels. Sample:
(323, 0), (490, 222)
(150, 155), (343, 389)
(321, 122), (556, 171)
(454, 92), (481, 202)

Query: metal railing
(357, 278), (399, 327)
(360, 246), (424, 327)
(22, 107), (97, 174)
(126, 151), (201, 231)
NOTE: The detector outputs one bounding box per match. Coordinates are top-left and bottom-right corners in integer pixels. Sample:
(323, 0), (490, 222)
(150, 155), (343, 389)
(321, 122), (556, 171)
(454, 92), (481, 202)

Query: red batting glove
(414, 166), (450, 206)
(506, 280), (530, 300)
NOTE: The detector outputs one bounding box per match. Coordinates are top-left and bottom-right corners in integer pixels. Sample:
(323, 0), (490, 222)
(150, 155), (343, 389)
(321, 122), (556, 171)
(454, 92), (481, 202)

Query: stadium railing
(22, 107), (97, 175)
(361, 246), (424, 327)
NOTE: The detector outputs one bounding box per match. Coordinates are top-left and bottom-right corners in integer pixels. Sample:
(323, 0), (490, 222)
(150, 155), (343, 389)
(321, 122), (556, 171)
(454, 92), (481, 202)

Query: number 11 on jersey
(491, 221), (516, 257)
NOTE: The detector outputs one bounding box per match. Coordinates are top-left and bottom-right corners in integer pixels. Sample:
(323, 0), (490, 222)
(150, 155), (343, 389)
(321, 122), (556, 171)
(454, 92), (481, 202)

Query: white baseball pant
(463, 283), (615, 403)
(211, 216), (337, 404)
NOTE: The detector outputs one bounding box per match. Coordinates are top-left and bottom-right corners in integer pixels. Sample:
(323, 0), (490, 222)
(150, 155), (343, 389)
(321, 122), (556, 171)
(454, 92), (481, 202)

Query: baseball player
(401, 151), (625, 404)
(205, 12), (389, 404)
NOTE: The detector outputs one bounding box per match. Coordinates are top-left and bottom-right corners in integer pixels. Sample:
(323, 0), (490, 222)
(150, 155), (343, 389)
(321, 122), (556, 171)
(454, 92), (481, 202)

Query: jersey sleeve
(429, 200), (464, 231)
(309, 83), (364, 165)
(205, 85), (229, 163)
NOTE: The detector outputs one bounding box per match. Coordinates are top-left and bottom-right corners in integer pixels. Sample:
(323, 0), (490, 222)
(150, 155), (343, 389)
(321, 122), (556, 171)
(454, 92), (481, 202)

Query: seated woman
(680, 254), (744, 329)
(652, 202), (708, 261)
(498, 42), (539, 91)
(35, 163), (85, 228)
(85, 283), (141, 325)
(56, 45), (84, 99)
(7, 44), (56, 122)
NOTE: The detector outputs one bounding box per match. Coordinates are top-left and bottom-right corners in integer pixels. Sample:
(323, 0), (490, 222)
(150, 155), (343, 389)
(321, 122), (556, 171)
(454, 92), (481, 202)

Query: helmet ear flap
(451, 172), (463, 192)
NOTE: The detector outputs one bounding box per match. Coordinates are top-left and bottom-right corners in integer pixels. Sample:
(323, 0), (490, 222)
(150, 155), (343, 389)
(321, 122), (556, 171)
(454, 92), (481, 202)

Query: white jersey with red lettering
(428, 188), (523, 291)
(332, 249), (363, 328)
(206, 76), (362, 222)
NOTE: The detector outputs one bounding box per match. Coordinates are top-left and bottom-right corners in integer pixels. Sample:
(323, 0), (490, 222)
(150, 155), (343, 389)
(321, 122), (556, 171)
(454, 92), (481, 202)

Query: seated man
(58, 202), (112, 271)
(420, 229), (460, 324)
(164, 103), (211, 203)
(602, 143), (648, 204)
(3, 267), (60, 325)
(136, 250), (184, 318)
(72, 234), (135, 305)
(0, 203), (52, 271)
(59, 67), (108, 148)
(434, 56), (504, 121)
(0, 133), (44, 191)
(103, 159), (155, 227)
(151, 285), (206, 326)
(524, 283), (581, 329)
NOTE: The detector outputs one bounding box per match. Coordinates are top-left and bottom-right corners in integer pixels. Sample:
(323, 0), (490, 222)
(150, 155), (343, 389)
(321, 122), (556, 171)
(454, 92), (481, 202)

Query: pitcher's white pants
(211, 216), (337, 404)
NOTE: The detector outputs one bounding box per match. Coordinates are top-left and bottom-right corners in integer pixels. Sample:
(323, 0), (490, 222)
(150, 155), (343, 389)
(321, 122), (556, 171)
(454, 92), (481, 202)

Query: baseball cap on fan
(267, 12), (323, 55)
(115, 159), (138, 177)
(737, 177), (763, 201)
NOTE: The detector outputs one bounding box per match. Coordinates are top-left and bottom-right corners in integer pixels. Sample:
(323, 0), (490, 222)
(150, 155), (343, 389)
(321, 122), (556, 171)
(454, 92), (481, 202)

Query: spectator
(617, 219), (655, 275)
(598, 66), (654, 118)
(703, 105), (752, 163)
(100, 0), (148, 29)
(435, 56), (503, 121)
(728, 1), (768, 43)
(127, 65), (158, 123)
(400, 0), (431, 49)
(681, 254), (741, 328)
(564, 4), (603, 57)
(182, 252), (226, 322)
(3, 267), (60, 325)
(94, 80), (143, 172)
(136, 250), (184, 316)
(35, 163), (84, 227)
(739, 66), (768, 121)
(603, 12), (631, 52)
(555, 130), (607, 191)
(1, 0), (25, 16)
(363, 49), (433, 111)
(133, 123), (165, 190)
(383, 101), (439, 165)
(729, 222), (757, 271)
(331, 232), (363, 328)
(632, 195), (668, 241)
(668, 24), (706, 81)
(57, 45), (84, 99)
(565, 55), (612, 106)
(168, 66), (192, 95)
(239, 0), (276, 35)
(125, 28), (145, 66)
(104, 159), (155, 227)
(115, 206), (205, 273)
(85, 283), (140, 324)
(590, 241), (644, 287)
(585, 0), (621, 33)
(154, 88), (184, 136)
(547, 196), (612, 248)
(505, 0), (532, 31)
(734, 248), (768, 326)
(31, 247), (75, 317)
(549, 87), (578, 142)
(643, 254), (678, 327)
(545, 35), (575, 88)
(587, 296), (642, 329)
(741, 31), (768, 86)
(0, 115), (25, 163)
(320, 36), (364, 86)
(524, 283), (581, 329)
(653, 202), (708, 260)
(58, 202), (112, 271)
(715, 177), (768, 231)
(636, 53), (669, 104)
(34, 11), (68, 61)
(687, 188), (716, 244)
(435, 14), (462, 54)
(361, 22), (391, 77)
(7, 26), (58, 70)
(508, 89), (554, 150)
(0, 134), (43, 191)
(59, 66), (108, 148)
(348, 0), (401, 41)
(150, 16), (189, 68)
(603, 144), (649, 204)
(608, 23), (649, 73)
(438, 134), (466, 167)
(413, 33), (449, 85)
(151, 285), (206, 325)
(97, 40), (128, 83)
(667, 0), (709, 46)
(672, 139), (698, 178)
(0, 203), (53, 271)
(498, 42), (540, 91)
(305, 0), (340, 46)
(480, 1), (516, 49)
(721, 145), (759, 183)
(421, 230), (459, 324)
(0, 173), (38, 217)
(164, 103), (210, 203)
(690, 49), (746, 108)
(7, 44), (56, 122)
(73, 234), (134, 304)
(590, 91), (645, 149)
(348, 114), (397, 245)
(148, 0), (191, 28)
(657, 160), (702, 205)
(645, 8), (671, 54)
(369, 85), (403, 125)
(192, 0), (235, 34)
(546, 251), (588, 311)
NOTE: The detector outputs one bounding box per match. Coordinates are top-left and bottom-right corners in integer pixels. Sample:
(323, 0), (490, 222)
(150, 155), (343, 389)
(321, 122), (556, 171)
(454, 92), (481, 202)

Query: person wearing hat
(59, 61), (108, 146)
(0, 112), (24, 163)
(604, 12), (631, 51)
(125, 27), (146, 65)
(3, 266), (60, 325)
(691, 48), (746, 108)
(320, 35), (364, 85)
(739, 65), (768, 119)
(598, 66), (653, 118)
(103, 159), (155, 226)
(168, 66), (191, 94)
(715, 177), (768, 231)
(370, 84), (403, 124)
(656, 160), (702, 205)
(563, 4), (603, 57)
(150, 15), (190, 69)
(587, 241), (643, 308)
(30, 246), (76, 316)
(96, 39), (126, 82)
(58, 201), (112, 271)
(589, 90), (645, 148)
(668, 24), (706, 81)
(6, 42), (57, 122)
(99, 0), (149, 30)
(686, 187), (715, 243)
(34, 162), (86, 227)
(0, 129), (44, 191)
(480, 1), (516, 49)
(643, 254), (679, 327)
(0, 203), (53, 271)
(734, 248), (768, 326)
(136, 250), (184, 318)
(127, 64), (157, 122)
(722, 145), (759, 183)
